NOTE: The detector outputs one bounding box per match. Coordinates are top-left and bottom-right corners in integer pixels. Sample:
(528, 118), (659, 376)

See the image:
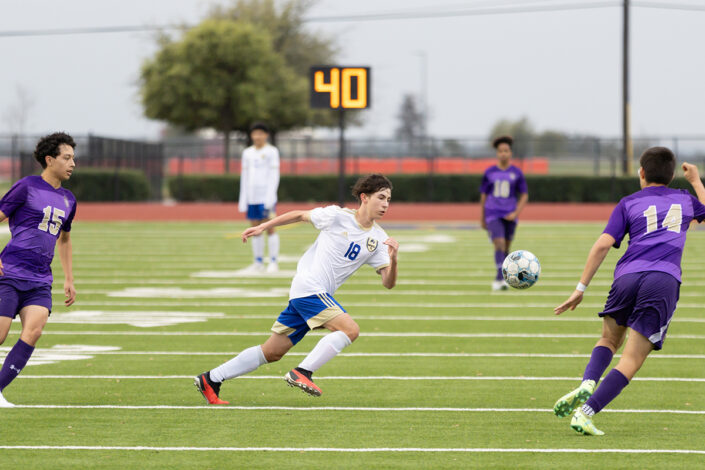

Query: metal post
(337, 108), (346, 207)
(622, 0), (633, 175)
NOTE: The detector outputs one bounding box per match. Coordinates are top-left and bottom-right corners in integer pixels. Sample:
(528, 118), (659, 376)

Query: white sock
(298, 331), (352, 373)
(251, 235), (265, 264)
(268, 233), (280, 263)
(210, 345), (267, 382)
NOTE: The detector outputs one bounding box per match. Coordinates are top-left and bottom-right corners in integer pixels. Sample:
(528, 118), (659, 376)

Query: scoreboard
(310, 66), (370, 109)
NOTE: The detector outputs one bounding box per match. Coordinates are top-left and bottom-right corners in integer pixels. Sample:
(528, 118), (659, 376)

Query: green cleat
(571, 409), (605, 436)
(553, 380), (596, 418)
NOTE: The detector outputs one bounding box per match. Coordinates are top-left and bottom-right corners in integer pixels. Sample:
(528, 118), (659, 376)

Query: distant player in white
(238, 122), (280, 273)
(195, 174), (399, 404)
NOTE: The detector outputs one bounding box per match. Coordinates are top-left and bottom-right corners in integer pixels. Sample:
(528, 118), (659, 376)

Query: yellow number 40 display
(310, 66), (370, 109)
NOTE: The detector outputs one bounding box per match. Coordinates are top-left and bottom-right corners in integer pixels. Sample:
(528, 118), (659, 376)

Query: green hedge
(63, 168), (151, 201)
(168, 174), (705, 203)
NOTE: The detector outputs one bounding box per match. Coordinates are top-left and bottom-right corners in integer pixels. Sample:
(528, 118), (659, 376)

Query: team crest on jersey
(366, 237), (378, 252)
(64, 196), (69, 207)
(509, 173), (516, 181)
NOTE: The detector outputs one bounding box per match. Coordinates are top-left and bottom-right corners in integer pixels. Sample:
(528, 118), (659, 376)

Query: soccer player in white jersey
(195, 174), (399, 404)
(238, 123), (281, 273)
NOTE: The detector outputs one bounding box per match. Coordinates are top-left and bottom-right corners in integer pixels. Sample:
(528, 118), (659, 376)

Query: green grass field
(1, 220), (704, 469)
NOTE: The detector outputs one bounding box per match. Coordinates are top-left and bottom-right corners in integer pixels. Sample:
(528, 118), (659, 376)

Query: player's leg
(554, 316), (626, 418)
(0, 284), (21, 407)
(0, 317), (11, 346)
(0, 305), (48, 404)
(572, 329), (653, 436)
(266, 207), (279, 272)
(286, 296), (354, 396)
(195, 334), (292, 405)
(491, 236), (507, 290)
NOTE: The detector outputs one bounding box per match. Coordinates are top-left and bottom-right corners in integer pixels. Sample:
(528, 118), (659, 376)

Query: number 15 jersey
(603, 185), (705, 282)
(0, 176), (77, 285)
(289, 206), (391, 300)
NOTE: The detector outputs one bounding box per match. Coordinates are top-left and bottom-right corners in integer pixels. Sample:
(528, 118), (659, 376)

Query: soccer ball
(502, 250), (541, 289)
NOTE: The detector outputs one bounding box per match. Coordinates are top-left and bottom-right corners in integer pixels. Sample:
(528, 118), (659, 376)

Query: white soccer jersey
(289, 206), (391, 300)
(238, 144), (280, 212)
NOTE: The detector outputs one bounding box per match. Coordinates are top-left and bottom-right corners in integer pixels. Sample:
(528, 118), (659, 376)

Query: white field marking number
(37, 206), (65, 235)
(643, 204), (682, 234)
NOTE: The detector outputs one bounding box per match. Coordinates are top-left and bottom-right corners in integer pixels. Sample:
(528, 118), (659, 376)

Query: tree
(395, 94), (423, 145)
(489, 116), (534, 158)
(2, 84), (35, 135)
(140, 20), (308, 172)
(209, 1), (359, 128)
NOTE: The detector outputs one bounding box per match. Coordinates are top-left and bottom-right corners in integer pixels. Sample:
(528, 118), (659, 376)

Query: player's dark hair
(640, 147), (676, 185)
(34, 132), (76, 169)
(249, 122), (270, 134)
(492, 135), (513, 149)
(352, 174), (393, 201)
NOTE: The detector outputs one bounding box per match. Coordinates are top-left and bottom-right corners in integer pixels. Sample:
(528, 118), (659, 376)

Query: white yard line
(12, 405), (705, 414)
(14, 331), (705, 339)
(16, 375), (705, 382)
(61, 351), (705, 359)
(0, 445), (703, 454)
(50, 300), (705, 308)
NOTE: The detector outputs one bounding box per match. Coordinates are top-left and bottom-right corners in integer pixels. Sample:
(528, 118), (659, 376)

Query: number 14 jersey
(289, 206), (390, 300)
(603, 185), (705, 282)
(0, 176), (77, 285)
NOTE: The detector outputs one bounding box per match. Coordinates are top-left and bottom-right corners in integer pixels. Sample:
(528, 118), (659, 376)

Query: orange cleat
(194, 372), (229, 405)
(284, 368), (322, 397)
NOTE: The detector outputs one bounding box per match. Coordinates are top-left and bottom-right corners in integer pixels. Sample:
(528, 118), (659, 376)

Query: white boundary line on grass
(19, 331), (705, 339)
(68, 351), (705, 359)
(1, 445), (703, 454)
(13, 405), (705, 414)
(17, 375), (705, 382)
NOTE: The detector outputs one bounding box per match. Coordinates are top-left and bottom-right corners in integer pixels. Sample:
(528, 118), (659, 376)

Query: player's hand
(0, 258), (3, 276)
(481, 219), (487, 230)
(554, 290), (583, 315)
(384, 237), (399, 260)
(503, 212), (517, 222)
(64, 282), (77, 307)
(241, 225), (265, 243)
(682, 162), (701, 184)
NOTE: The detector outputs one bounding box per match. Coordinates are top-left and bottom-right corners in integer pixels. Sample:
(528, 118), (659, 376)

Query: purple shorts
(599, 271), (680, 350)
(486, 218), (517, 241)
(0, 277), (53, 319)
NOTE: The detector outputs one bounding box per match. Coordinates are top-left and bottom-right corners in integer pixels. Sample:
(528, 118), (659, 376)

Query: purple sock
(584, 368), (629, 414)
(582, 346), (614, 382)
(0, 339), (35, 391)
(494, 250), (505, 280)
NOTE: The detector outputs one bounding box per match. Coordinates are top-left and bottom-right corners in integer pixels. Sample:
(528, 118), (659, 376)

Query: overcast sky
(1, 0), (704, 139)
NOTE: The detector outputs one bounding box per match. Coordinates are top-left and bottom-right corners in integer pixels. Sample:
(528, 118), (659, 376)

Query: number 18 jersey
(0, 176), (77, 285)
(289, 206), (391, 300)
(603, 186), (705, 282)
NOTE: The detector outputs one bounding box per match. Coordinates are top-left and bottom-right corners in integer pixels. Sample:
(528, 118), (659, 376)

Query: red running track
(73, 202), (615, 222)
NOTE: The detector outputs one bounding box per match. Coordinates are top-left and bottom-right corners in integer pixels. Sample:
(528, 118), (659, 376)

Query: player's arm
(683, 162), (705, 204)
(378, 238), (399, 289)
(479, 193), (487, 230)
(515, 192), (529, 216)
(241, 210), (310, 242)
(0, 210), (7, 275)
(57, 230), (77, 307)
(554, 233), (615, 315)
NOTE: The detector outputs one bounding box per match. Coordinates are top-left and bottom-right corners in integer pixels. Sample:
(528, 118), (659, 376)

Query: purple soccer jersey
(480, 165), (528, 221)
(603, 185), (705, 282)
(0, 176), (77, 285)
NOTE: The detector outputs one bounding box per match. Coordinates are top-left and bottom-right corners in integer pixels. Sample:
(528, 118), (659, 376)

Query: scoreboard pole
(338, 108), (346, 207)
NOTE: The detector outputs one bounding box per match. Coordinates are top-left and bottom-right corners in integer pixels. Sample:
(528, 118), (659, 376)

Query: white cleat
(266, 262), (279, 273)
(492, 280), (509, 291)
(242, 263), (265, 274)
(0, 391), (15, 408)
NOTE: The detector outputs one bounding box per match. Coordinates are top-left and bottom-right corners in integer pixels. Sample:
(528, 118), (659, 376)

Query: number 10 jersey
(0, 175), (77, 285)
(289, 206), (390, 300)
